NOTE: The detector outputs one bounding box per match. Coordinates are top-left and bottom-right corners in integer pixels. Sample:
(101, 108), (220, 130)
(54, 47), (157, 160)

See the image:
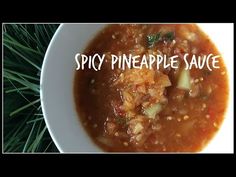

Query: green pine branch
(3, 24), (60, 152)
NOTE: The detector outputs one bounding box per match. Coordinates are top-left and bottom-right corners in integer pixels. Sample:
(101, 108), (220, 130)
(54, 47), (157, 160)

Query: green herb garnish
(147, 32), (161, 48)
(143, 103), (162, 119)
(177, 68), (191, 90)
(147, 31), (175, 48)
(164, 32), (174, 41)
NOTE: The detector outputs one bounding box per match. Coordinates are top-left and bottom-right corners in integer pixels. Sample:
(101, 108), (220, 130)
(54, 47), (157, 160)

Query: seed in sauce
(176, 133), (182, 138)
(166, 116), (173, 120)
(202, 103), (207, 111)
(221, 71), (226, 75)
(213, 122), (218, 128)
(123, 142), (128, 146)
(154, 140), (159, 145)
(90, 79), (95, 84)
(183, 115), (190, 120)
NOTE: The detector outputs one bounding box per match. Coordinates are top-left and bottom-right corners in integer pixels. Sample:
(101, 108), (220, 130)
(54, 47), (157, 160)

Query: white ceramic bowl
(40, 23), (233, 153)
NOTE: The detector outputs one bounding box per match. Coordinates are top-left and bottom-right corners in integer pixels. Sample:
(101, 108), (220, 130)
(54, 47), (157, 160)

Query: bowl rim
(40, 24), (64, 152)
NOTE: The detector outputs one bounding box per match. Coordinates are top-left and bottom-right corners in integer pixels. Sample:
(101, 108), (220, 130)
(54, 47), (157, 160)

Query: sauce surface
(74, 24), (228, 152)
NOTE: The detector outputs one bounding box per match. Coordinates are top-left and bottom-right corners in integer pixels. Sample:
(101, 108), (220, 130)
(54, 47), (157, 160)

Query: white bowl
(40, 23), (233, 153)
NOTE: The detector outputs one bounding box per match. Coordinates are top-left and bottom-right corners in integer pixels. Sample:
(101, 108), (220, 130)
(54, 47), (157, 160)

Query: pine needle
(10, 98), (40, 117)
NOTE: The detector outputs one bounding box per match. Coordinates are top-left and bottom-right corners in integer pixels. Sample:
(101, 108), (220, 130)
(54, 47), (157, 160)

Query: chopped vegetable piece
(133, 123), (144, 134)
(158, 74), (172, 87)
(177, 69), (191, 90)
(143, 103), (162, 119)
